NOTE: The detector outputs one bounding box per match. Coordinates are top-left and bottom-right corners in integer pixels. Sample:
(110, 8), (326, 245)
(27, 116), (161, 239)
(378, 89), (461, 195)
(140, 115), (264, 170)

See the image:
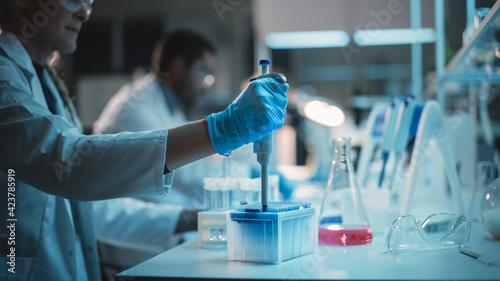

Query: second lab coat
(94, 73), (208, 207)
(0, 32), (176, 281)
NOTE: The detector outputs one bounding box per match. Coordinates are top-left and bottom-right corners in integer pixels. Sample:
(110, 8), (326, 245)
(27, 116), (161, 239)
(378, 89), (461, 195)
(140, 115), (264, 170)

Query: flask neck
(334, 139), (351, 163)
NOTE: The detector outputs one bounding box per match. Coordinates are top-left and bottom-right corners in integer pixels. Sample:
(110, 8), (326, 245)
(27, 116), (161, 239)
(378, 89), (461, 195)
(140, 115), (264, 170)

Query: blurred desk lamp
(301, 98), (345, 127)
(290, 93), (346, 182)
(279, 90), (346, 181)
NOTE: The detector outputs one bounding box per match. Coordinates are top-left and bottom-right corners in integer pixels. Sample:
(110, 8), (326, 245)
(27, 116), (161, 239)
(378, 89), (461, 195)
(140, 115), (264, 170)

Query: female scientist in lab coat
(0, 1), (288, 281)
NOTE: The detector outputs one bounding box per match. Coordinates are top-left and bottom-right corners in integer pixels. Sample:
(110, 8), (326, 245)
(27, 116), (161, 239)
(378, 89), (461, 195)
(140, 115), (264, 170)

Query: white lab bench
(116, 219), (500, 281)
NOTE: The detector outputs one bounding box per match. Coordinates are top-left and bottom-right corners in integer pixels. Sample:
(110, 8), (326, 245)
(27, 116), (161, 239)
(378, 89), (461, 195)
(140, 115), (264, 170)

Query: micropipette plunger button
(259, 59), (271, 65)
(259, 59), (271, 75)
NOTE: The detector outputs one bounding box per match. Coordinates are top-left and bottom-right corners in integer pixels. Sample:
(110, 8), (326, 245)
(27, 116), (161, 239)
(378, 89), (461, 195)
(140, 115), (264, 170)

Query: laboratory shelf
(425, 1), (500, 97)
(445, 1), (500, 80)
(442, 68), (500, 84)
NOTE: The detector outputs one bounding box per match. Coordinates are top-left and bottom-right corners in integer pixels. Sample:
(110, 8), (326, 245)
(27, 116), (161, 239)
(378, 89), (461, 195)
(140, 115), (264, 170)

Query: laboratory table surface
(116, 221), (500, 281)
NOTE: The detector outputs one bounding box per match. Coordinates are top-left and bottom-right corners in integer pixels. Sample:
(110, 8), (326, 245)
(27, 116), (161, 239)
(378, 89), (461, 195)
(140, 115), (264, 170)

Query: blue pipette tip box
(227, 201), (318, 264)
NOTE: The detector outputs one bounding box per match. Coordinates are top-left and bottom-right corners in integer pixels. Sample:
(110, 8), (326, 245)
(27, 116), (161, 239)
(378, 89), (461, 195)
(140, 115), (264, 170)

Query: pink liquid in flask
(318, 224), (372, 246)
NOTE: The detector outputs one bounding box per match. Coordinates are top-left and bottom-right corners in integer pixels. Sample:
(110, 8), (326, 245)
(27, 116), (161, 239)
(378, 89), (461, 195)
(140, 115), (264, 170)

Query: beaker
(318, 137), (372, 246)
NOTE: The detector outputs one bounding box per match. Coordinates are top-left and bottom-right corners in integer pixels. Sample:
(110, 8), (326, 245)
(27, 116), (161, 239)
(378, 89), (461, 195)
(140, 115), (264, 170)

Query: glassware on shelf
(435, 1), (500, 88)
(469, 8), (496, 68)
(318, 137), (372, 246)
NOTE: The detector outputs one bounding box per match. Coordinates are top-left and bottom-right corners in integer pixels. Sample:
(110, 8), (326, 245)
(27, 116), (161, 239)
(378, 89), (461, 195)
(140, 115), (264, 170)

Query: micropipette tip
(378, 151), (389, 188)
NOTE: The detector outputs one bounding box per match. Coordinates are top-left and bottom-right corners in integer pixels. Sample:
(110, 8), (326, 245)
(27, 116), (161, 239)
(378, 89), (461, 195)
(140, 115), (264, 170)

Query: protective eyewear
(192, 61), (215, 87)
(61, 0), (94, 15)
(191, 61), (213, 77)
(385, 213), (471, 253)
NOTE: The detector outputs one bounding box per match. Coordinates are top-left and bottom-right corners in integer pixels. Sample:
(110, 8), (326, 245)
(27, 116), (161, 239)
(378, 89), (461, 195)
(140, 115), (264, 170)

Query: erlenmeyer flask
(318, 137), (372, 246)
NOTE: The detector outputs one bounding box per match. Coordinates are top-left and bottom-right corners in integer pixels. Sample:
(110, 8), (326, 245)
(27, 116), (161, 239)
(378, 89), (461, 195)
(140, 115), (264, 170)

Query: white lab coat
(0, 32), (177, 281)
(94, 73), (208, 207)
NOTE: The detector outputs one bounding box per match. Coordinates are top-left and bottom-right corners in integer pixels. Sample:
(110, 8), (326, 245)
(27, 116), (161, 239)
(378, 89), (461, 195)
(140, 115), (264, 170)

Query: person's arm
(165, 119), (215, 171)
(92, 198), (184, 251)
(0, 57), (170, 201)
(0, 53), (287, 201)
(166, 72), (289, 170)
(174, 208), (199, 233)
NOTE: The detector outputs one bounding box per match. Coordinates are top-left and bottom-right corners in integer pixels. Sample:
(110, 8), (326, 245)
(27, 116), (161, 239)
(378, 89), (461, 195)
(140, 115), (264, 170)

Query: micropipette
(254, 59), (272, 212)
(387, 97), (423, 191)
(356, 105), (386, 188)
(378, 97), (404, 188)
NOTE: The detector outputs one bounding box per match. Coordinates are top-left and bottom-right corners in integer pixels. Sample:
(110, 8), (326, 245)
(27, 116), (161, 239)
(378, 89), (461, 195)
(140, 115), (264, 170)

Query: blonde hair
(46, 52), (79, 125)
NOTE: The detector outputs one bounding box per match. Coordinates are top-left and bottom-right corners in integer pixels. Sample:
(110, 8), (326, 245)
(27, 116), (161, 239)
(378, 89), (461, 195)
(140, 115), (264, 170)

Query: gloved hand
(205, 72), (289, 156)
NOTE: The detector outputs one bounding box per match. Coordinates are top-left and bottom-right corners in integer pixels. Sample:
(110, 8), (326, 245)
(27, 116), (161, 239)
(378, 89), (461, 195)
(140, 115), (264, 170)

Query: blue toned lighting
(304, 65), (356, 81)
(353, 28), (435, 46)
(265, 30), (350, 49)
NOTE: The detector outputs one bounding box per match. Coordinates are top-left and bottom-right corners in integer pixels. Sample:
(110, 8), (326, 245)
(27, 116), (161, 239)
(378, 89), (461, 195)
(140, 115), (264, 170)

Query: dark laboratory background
(58, 0), (498, 157)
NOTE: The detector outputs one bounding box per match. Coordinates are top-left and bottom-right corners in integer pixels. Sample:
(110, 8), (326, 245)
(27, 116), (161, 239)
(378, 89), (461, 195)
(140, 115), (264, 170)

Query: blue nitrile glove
(205, 72), (289, 156)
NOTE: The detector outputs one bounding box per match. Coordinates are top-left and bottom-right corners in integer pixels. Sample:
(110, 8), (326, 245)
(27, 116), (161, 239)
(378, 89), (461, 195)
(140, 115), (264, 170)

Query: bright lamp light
(265, 30), (350, 49)
(353, 28), (435, 46)
(303, 100), (345, 127)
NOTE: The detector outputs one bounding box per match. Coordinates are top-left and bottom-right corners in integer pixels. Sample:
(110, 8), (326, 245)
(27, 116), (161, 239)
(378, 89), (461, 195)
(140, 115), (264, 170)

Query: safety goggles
(61, 0), (94, 15)
(192, 60), (215, 87)
(385, 213), (471, 253)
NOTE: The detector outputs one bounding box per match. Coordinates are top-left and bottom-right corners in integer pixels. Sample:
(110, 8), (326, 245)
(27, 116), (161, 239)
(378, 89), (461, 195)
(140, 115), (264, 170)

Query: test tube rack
(198, 211), (228, 248)
(226, 201), (317, 264)
(198, 177), (279, 248)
